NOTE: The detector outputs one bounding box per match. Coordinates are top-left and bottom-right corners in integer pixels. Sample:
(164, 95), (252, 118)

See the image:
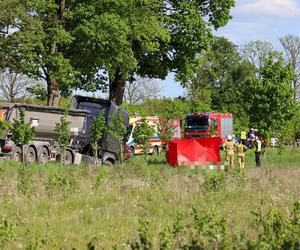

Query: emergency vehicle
(184, 112), (233, 144)
(127, 116), (181, 156)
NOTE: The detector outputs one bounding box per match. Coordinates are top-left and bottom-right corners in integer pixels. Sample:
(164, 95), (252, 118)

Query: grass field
(0, 147), (300, 249)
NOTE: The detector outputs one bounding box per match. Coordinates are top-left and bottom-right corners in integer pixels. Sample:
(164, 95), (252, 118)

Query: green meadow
(0, 147), (300, 249)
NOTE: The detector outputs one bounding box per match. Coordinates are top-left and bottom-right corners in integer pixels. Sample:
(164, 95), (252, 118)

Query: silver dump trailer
(0, 103), (89, 164)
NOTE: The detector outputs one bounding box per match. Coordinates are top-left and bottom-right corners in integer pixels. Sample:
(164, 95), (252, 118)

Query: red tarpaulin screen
(166, 137), (222, 167)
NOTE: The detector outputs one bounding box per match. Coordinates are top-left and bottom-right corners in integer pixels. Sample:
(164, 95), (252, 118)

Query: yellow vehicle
(126, 116), (162, 156)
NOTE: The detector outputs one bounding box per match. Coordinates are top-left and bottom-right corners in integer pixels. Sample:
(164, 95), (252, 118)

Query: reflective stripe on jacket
(256, 140), (262, 152)
(240, 131), (246, 140)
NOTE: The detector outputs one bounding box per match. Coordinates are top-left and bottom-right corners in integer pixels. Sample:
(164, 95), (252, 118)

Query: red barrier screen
(166, 137), (222, 167)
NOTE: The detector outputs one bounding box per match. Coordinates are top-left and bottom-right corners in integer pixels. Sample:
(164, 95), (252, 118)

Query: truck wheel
(38, 147), (49, 165)
(26, 146), (37, 164)
(103, 160), (113, 166)
(62, 150), (73, 165)
(12, 146), (22, 162)
(152, 146), (159, 156)
(130, 147), (135, 157)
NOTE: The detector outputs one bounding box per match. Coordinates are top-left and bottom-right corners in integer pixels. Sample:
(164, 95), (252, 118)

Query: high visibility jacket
(240, 131), (247, 140)
(255, 140), (262, 152)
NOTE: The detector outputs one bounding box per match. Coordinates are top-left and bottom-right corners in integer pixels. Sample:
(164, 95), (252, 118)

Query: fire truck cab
(184, 112), (233, 143)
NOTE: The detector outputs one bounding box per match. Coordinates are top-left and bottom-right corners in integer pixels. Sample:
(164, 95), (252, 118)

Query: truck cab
(184, 112), (233, 143)
(71, 96), (130, 164)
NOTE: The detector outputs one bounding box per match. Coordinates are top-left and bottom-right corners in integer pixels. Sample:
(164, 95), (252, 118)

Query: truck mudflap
(166, 137), (222, 167)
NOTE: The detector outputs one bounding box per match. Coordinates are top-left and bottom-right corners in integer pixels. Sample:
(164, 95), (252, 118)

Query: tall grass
(0, 148), (299, 249)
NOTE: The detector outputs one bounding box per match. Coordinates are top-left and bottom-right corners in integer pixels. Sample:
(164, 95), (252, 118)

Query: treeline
(0, 0), (235, 106)
(124, 36), (300, 143)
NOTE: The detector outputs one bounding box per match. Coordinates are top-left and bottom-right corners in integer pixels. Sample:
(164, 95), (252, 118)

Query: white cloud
(238, 0), (300, 17)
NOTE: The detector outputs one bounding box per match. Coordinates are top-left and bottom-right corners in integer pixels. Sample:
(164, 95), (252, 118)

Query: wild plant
(129, 219), (152, 250)
(202, 173), (226, 192)
(17, 167), (34, 197)
(132, 119), (155, 162)
(10, 107), (35, 164)
(89, 109), (106, 158)
(0, 217), (16, 248)
(107, 110), (127, 164)
(55, 112), (71, 165)
(44, 172), (79, 197)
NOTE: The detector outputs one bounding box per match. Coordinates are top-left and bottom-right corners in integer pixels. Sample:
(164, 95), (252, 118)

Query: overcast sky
(161, 0), (300, 98)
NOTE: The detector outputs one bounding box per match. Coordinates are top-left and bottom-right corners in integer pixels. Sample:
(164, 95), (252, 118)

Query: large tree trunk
(109, 68), (126, 105)
(47, 77), (60, 106)
(46, 42), (61, 106)
(46, 0), (65, 106)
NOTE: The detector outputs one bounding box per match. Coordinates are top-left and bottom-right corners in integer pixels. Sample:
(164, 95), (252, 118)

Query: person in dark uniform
(254, 136), (262, 167)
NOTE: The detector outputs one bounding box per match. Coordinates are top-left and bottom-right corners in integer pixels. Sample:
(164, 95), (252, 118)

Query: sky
(160, 0), (300, 98)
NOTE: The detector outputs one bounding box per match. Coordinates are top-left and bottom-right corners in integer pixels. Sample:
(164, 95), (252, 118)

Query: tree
(241, 40), (279, 70)
(132, 119), (155, 162)
(124, 77), (162, 104)
(106, 0), (235, 105)
(107, 111), (127, 163)
(55, 113), (71, 165)
(280, 35), (300, 100)
(0, 70), (39, 102)
(156, 118), (177, 151)
(10, 107), (35, 164)
(1, 0), (234, 106)
(123, 97), (191, 121)
(190, 37), (256, 131)
(89, 110), (106, 158)
(246, 56), (297, 137)
(26, 84), (48, 102)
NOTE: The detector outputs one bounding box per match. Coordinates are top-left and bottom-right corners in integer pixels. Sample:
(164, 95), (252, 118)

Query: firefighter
(223, 135), (236, 169)
(254, 136), (262, 167)
(240, 130), (247, 145)
(236, 140), (248, 169)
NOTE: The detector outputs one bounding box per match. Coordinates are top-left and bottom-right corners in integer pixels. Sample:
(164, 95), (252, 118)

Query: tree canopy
(246, 57), (297, 136)
(0, 0), (235, 106)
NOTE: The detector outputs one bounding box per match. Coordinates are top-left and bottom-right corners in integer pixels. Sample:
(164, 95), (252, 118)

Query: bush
(17, 167), (34, 197)
(0, 218), (16, 248)
(249, 201), (300, 249)
(44, 172), (80, 197)
(202, 173), (226, 192)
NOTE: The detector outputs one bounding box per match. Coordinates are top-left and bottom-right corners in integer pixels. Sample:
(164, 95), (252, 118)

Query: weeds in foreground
(44, 172), (79, 197)
(126, 201), (300, 249)
(0, 218), (16, 248)
(17, 167), (34, 197)
(202, 173), (226, 192)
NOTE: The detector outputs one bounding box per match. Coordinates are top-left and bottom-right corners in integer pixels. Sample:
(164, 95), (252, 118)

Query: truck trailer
(0, 96), (129, 165)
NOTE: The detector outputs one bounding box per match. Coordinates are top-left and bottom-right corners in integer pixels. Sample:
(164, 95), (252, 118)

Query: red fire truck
(184, 112), (233, 143)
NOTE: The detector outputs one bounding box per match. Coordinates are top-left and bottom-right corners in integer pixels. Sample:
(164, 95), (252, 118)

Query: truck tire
(38, 147), (49, 165)
(152, 146), (159, 156)
(103, 160), (113, 166)
(130, 147), (135, 157)
(62, 150), (73, 165)
(12, 146), (22, 162)
(26, 146), (37, 164)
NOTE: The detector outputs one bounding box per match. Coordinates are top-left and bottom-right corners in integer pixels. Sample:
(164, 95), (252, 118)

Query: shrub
(0, 218), (16, 248)
(249, 201), (300, 249)
(17, 167), (34, 197)
(202, 173), (226, 192)
(129, 219), (152, 250)
(44, 172), (79, 197)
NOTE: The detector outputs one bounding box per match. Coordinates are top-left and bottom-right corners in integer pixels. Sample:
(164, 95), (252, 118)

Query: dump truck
(70, 95), (129, 165)
(0, 96), (129, 165)
(184, 112), (233, 144)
